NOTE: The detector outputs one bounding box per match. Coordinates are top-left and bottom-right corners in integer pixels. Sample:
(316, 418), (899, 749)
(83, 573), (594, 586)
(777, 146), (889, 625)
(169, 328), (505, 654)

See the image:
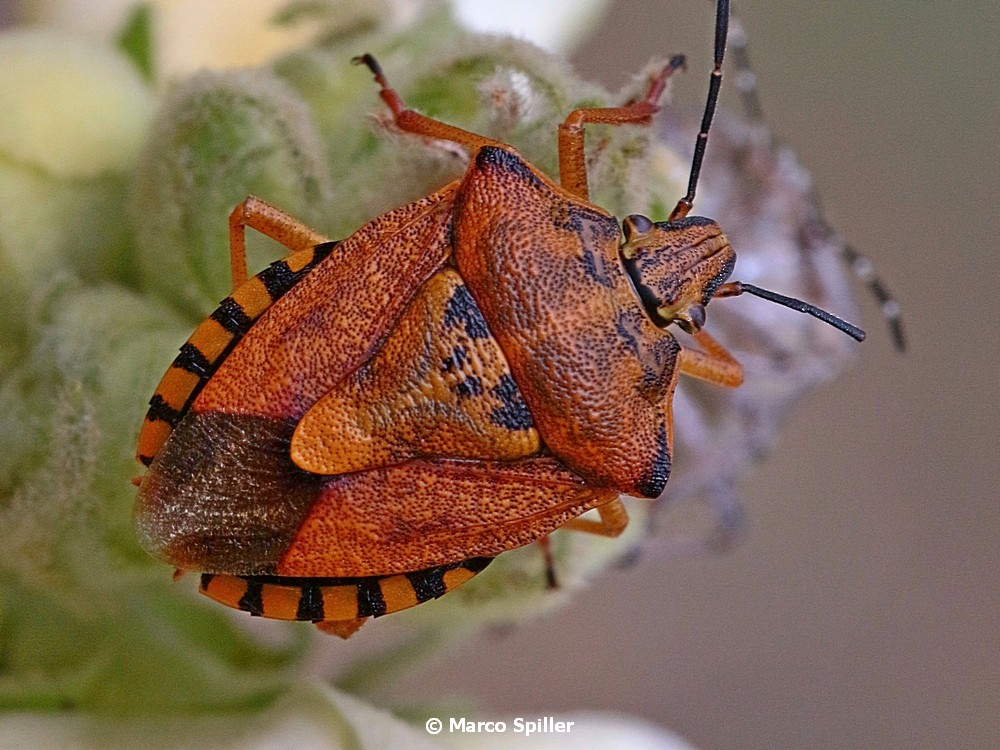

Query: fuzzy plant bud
(133, 70), (333, 317)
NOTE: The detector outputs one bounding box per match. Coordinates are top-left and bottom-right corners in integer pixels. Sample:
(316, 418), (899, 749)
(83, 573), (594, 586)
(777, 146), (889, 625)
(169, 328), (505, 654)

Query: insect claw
(351, 52), (381, 77)
(639, 54), (687, 108)
(353, 52), (412, 118)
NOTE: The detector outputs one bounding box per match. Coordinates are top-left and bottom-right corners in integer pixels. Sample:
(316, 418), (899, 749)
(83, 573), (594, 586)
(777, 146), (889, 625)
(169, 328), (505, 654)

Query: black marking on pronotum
(199, 573), (215, 590)
(211, 297), (253, 335)
(443, 284), (491, 339)
(146, 394), (182, 428)
(237, 579), (265, 616)
(475, 146), (544, 190)
(578, 243), (616, 289)
(356, 579), (387, 618)
(488, 374), (534, 431)
(551, 200), (620, 248)
(296, 583), (325, 621)
(172, 342), (213, 377)
(406, 566), (448, 603)
(615, 310), (642, 358)
(636, 420), (671, 498)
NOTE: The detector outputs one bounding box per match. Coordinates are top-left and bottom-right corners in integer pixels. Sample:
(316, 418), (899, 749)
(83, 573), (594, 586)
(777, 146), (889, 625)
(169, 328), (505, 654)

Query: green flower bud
(0, 30), (154, 353)
(133, 70), (333, 318)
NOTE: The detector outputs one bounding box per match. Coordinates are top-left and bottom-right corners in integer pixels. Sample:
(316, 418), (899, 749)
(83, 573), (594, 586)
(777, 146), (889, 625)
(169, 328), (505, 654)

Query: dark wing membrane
(136, 407), (608, 576)
(136, 411), (319, 574)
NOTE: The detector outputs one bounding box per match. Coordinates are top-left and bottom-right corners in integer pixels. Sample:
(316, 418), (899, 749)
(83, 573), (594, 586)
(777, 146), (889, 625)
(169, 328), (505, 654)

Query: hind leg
(227, 196), (329, 289)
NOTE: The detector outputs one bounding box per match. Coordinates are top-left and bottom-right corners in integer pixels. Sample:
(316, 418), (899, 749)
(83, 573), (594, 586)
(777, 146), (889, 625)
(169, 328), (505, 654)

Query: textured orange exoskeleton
(134, 1), (865, 637)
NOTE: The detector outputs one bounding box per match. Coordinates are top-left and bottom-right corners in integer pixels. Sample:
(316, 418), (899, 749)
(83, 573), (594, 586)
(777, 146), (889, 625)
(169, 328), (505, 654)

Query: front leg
(677, 330), (743, 388)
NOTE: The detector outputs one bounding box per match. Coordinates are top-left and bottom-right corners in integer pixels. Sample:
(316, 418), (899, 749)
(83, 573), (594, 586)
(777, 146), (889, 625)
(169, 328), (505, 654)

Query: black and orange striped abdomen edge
(199, 557), (493, 623)
(137, 242), (338, 466)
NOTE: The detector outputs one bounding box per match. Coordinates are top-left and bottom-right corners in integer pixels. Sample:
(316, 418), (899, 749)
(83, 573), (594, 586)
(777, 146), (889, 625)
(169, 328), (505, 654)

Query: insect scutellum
(618, 0), (865, 342)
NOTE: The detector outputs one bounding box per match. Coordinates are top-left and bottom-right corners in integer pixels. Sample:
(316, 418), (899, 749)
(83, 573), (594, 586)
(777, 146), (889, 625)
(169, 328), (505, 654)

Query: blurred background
(376, 2), (999, 747)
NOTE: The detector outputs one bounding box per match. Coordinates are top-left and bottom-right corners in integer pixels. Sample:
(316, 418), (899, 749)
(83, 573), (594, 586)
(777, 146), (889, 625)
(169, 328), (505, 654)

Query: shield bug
(134, 0), (866, 638)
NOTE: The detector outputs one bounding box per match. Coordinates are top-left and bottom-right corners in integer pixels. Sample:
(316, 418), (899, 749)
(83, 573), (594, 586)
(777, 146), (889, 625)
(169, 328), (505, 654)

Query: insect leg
(557, 56), (686, 201)
(228, 195), (329, 290)
(677, 329), (743, 387)
(353, 54), (505, 153)
(560, 498), (630, 537)
(537, 536), (558, 589)
(537, 499), (629, 590)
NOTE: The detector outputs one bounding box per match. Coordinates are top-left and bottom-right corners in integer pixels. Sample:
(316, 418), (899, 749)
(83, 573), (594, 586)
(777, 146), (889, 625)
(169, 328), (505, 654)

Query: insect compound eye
(670, 303), (707, 334)
(687, 303), (706, 330)
(622, 213), (654, 242)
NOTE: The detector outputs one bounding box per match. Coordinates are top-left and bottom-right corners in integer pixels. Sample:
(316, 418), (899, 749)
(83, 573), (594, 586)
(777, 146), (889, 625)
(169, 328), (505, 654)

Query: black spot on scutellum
(488, 374), (534, 431)
(440, 345), (469, 374)
(443, 284), (491, 339)
(453, 376), (483, 398)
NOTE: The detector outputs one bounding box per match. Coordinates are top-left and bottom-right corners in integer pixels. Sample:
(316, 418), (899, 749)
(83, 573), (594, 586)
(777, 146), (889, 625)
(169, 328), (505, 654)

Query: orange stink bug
(134, 0), (866, 638)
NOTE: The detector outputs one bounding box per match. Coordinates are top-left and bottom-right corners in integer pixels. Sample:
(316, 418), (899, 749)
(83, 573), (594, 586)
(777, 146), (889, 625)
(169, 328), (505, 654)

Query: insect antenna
(669, 0), (730, 222)
(713, 281), (866, 342)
